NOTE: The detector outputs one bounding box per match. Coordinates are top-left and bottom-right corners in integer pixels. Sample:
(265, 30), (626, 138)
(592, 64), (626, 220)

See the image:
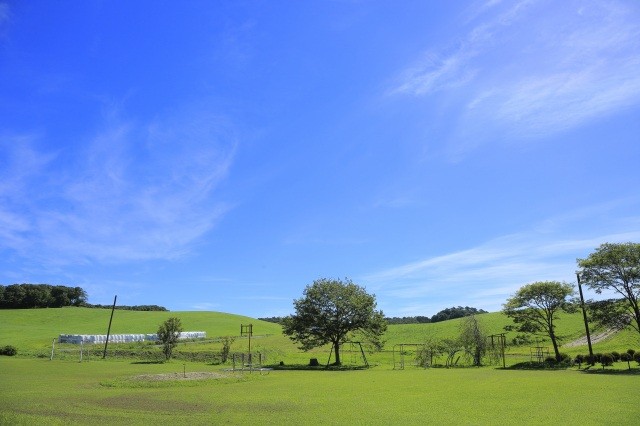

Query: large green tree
(157, 317), (183, 360)
(503, 281), (575, 361)
(578, 242), (640, 337)
(282, 278), (387, 365)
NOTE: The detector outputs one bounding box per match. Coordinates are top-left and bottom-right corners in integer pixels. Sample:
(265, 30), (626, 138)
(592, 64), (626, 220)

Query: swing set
(325, 341), (369, 368)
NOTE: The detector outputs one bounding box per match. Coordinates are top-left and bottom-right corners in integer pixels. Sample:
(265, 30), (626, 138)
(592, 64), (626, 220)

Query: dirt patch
(563, 328), (618, 348)
(131, 371), (228, 381)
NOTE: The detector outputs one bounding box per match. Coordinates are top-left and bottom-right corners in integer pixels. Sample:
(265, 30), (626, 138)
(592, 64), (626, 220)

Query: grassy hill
(0, 307), (282, 347)
(0, 307), (293, 363)
(1, 307), (638, 365)
(386, 311), (606, 348)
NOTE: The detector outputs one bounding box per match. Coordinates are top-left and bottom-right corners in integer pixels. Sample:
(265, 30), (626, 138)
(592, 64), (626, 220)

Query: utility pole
(576, 273), (594, 364)
(103, 295), (117, 359)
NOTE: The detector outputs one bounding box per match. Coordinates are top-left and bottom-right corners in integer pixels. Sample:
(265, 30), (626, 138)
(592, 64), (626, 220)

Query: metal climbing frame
(488, 333), (507, 368)
(393, 343), (425, 369)
(530, 346), (549, 363)
(231, 352), (262, 372)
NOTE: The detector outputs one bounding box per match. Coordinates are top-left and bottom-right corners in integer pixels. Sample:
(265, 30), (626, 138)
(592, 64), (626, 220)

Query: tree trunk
(549, 332), (561, 361)
(632, 303), (640, 335)
(334, 341), (341, 365)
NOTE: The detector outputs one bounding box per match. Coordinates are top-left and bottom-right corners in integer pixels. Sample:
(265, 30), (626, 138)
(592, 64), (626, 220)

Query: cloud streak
(0, 111), (236, 265)
(391, 52), (477, 96)
(363, 199), (640, 315)
(391, 0), (640, 150)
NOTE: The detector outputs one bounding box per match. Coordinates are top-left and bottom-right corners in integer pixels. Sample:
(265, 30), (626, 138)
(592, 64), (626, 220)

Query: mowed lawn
(1, 358), (637, 425)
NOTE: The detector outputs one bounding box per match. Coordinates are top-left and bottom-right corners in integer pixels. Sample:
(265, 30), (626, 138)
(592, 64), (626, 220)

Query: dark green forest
(0, 284), (167, 311)
(0, 284), (87, 309)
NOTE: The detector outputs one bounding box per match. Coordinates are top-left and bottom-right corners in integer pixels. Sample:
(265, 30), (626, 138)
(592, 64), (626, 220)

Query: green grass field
(1, 357), (637, 425)
(1, 308), (639, 424)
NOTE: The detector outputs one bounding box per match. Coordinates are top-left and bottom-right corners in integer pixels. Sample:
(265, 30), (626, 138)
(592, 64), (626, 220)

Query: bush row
(573, 349), (640, 367)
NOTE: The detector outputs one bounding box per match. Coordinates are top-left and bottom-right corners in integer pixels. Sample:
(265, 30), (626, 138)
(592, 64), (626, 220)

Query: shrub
(627, 349), (635, 357)
(634, 351), (640, 366)
(554, 353), (571, 367)
(544, 356), (556, 366)
(600, 353), (614, 368)
(511, 334), (533, 346)
(594, 353), (603, 363)
(574, 354), (584, 365)
(219, 336), (235, 363)
(611, 351), (620, 362)
(0, 345), (17, 356)
(621, 353), (632, 369)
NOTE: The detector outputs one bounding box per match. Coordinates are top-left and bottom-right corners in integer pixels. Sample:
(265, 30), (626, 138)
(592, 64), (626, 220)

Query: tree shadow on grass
(499, 361), (571, 371)
(131, 361), (165, 365)
(264, 364), (369, 371)
(499, 362), (640, 375)
(578, 366), (640, 375)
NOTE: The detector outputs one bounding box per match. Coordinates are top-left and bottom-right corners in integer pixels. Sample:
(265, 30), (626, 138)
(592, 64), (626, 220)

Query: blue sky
(1, 0), (639, 319)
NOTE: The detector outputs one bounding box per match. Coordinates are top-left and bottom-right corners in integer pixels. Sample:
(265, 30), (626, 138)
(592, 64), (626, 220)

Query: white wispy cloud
(0, 2), (9, 24)
(391, 51), (478, 96)
(391, 0), (534, 97)
(391, 0), (640, 148)
(0, 1), (10, 42)
(0, 111), (236, 265)
(363, 198), (640, 315)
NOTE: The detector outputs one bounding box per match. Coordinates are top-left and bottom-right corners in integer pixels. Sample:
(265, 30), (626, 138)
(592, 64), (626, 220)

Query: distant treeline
(429, 306), (488, 323)
(0, 284), (87, 309)
(86, 304), (168, 311)
(0, 284), (167, 311)
(385, 316), (431, 325)
(258, 316), (285, 324)
(260, 306), (488, 325)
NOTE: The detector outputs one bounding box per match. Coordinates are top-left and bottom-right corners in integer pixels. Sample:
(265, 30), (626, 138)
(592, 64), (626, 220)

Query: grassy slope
(1, 308), (639, 362)
(385, 311), (640, 356)
(0, 307), (282, 349)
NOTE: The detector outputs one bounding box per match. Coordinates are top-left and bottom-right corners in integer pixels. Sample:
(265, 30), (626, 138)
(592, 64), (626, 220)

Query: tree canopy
(578, 242), (640, 336)
(0, 284), (87, 309)
(157, 317), (183, 360)
(503, 281), (575, 361)
(282, 278), (386, 365)
(430, 306), (488, 323)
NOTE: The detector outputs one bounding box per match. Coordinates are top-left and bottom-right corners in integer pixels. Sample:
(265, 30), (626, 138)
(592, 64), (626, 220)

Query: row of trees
(503, 242), (640, 362)
(263, 306), (486, 325)
(281, 279), (492, 368)
(0, 284), (87, 309)
(430, 306), (488, 323)
(280, 242), (639, 366)
(0, 284), (168, 311)
(386, 306), (488, 324)
(87, 304), (168, 311)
